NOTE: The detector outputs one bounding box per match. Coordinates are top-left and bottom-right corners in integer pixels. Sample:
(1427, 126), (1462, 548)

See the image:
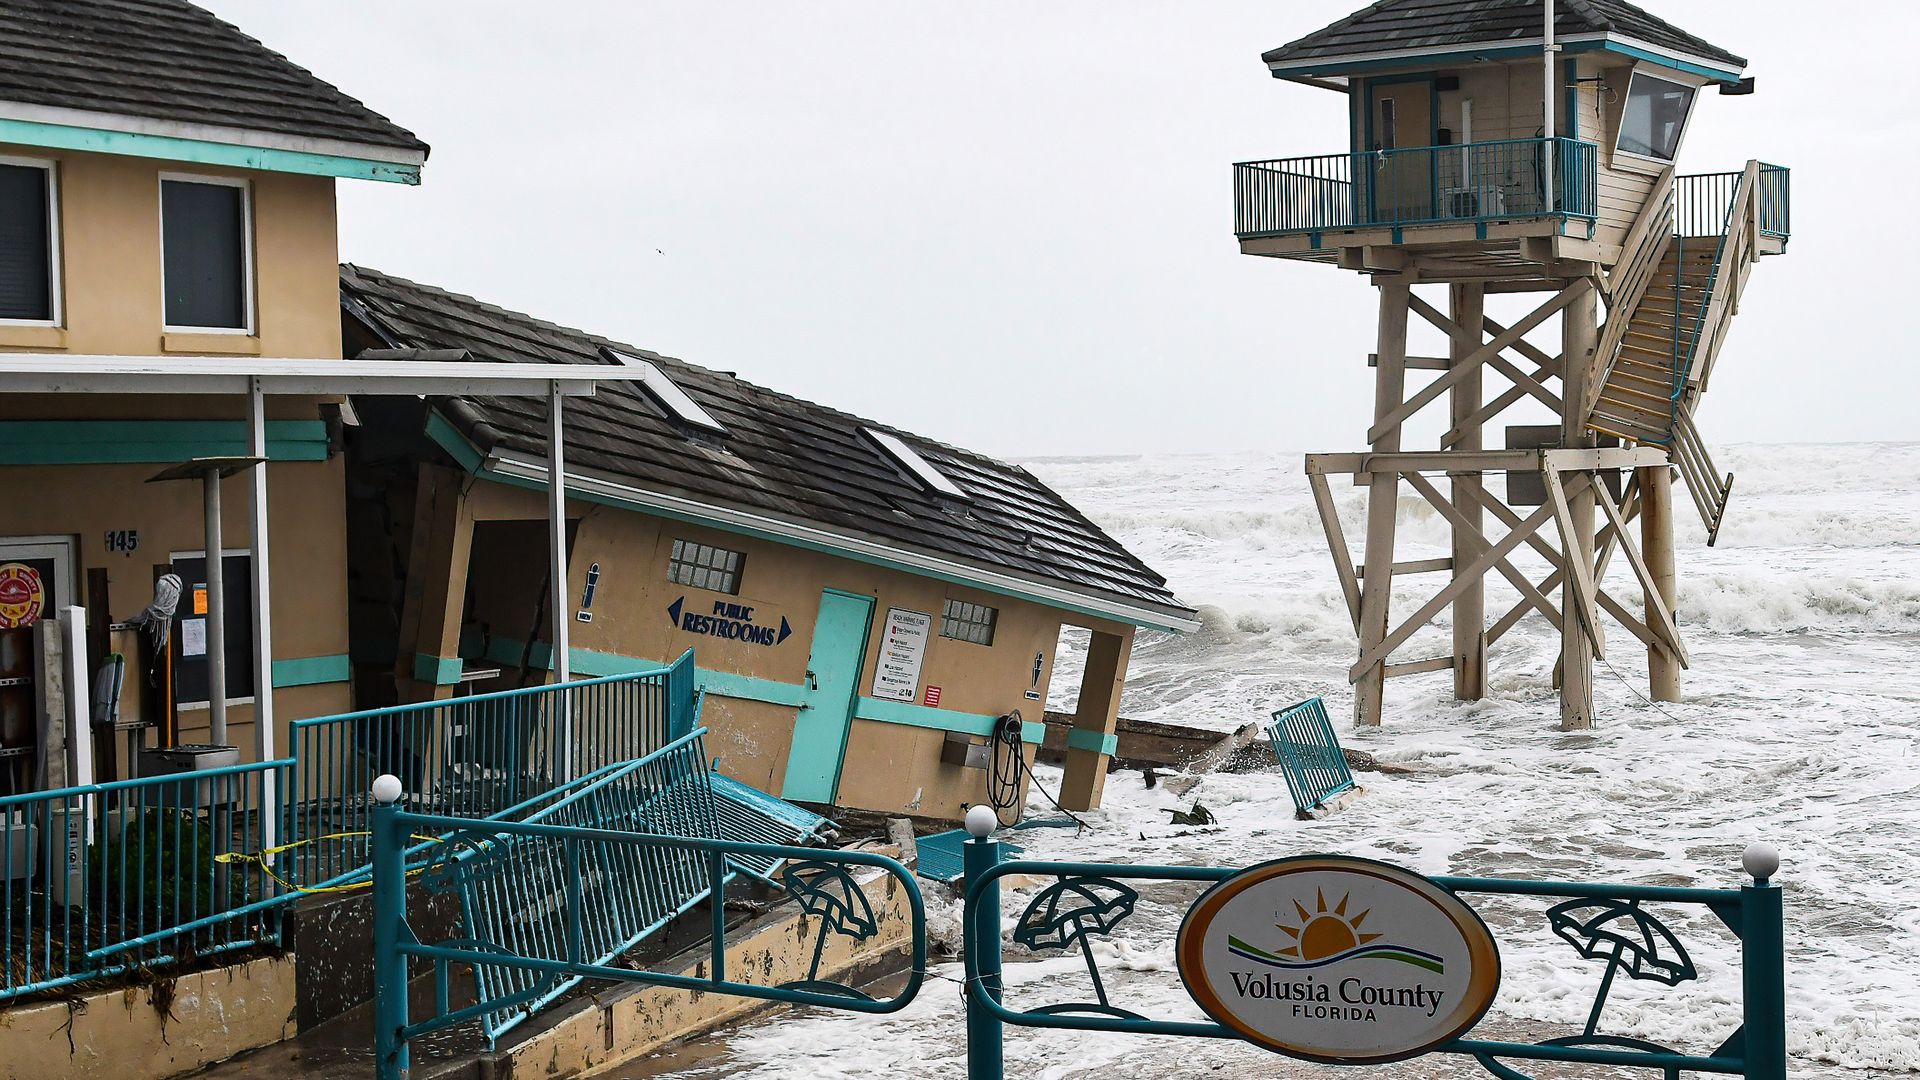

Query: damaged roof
(1264, 0), (1744, 76)
(0, 0), (426, 154)
(339, 264), (1197, 633)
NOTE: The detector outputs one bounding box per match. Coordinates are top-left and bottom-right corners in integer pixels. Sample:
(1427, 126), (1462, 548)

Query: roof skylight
(863, 428), (968, 500)
(606, 349), (726, 434)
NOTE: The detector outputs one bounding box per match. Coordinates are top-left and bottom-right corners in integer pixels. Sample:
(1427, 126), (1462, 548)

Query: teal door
(781, 589), (875, 803)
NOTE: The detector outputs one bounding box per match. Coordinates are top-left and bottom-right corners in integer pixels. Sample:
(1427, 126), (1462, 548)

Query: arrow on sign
(778, 616), (793, 645)
(667, 597), (684, 626)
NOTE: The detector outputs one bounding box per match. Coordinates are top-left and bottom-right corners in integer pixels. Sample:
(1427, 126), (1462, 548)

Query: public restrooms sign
(1176, 855), (1500, 1064)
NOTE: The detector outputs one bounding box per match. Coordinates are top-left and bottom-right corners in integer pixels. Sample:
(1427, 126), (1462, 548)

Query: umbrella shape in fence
(778, 860), (881, 1000)
(1011, 876), (1143, 1018)
(1548, 897), (1698, 1039)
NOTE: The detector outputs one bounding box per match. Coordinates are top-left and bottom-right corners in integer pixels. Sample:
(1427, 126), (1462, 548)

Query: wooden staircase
(1583, 161), (1783, 543)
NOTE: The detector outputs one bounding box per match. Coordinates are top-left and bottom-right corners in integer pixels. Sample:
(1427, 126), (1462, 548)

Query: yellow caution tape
(215, 832), (448, 895)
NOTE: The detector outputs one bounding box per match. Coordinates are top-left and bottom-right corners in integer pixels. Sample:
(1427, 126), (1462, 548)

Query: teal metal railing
(370, 788), (927, 1078)
(450, 729), (722, 1043)
(1757, 164), (1790, 239)
(286, 651), (696, 888)
(961, 846), (1788, 1080)
(1233, 137), (1598, 238)
(0, 760), (287, 1001)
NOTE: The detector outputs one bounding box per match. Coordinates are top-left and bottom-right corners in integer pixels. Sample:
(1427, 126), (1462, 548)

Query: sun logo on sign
(1276, 890), (1380, 962)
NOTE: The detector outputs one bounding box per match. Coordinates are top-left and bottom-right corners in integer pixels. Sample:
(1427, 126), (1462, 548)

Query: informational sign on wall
(870, 607), (932, 703)
(667, 596), (793, 647)
(0, 563), (45, 629)
(1177, 855), (1501, 1065)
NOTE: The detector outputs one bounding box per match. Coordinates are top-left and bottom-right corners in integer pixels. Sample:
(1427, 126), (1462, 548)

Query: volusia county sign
(1176, 855), (1501, 1064)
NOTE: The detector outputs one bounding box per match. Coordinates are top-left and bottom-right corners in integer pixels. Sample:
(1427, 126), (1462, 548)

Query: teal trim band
(425, 411), (485, 473)
(697, 669), (810, 708)
(471, 468), (1189, 633)
(1273, 39), (1742, 84)
(271, 654), (350, 688)
(0, 118), (422, 184)
(852, 696), (1043, 745)
(412, 653), (463, 687)
(0, 420), (328, 464)
(1065, 728), (1120, 757)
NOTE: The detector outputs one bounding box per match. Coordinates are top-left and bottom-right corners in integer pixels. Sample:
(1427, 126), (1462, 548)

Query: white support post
(203, 466), (227, 745)
(1543, 0), (1557, 209)
(246, 378), (276, 849)
(548, 381), (572, 777)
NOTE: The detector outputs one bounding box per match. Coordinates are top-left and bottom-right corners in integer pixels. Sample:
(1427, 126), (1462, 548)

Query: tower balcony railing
(1233, 136), (1599, 239)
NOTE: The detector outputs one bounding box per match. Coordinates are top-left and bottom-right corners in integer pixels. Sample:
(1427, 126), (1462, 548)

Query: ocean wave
(1680, 574), (1920, 633)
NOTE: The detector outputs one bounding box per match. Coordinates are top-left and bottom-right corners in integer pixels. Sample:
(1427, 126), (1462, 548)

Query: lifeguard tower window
(0, 159), (56, 323)
(161, 176), (252, 332)
(1617, 73), (1697, 162)
(668, 539), (745, 595)
(940, 598), (997, 646)
(169, 551), (256, 707)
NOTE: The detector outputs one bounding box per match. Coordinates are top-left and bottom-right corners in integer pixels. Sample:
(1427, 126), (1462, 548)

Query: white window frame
(1610, 67), (1701, 172)
(0, 155), (62, 328)
(170, 546), (257, 711)
(158, 172), (256, 335)
(863, 428), (969, 500)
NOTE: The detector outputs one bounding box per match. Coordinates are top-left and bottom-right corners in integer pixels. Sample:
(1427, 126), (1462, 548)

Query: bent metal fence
(286, 651), (696, 889)
(0, 652), (702, 1003)
(0, 760), (285, 1001)
(369, 774), (928, 1078)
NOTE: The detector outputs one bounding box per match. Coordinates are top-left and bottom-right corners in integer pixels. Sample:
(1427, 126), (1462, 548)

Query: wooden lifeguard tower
(1233, 0), (1788, 728)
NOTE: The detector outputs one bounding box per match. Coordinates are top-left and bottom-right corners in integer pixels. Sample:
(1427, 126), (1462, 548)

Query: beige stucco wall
(0, 144), (354, 755)
(0, 142), (340, 359)
(0, 459), (353, 756)
(0, 954), (297, 1080)
(445, 480), (1135, 819)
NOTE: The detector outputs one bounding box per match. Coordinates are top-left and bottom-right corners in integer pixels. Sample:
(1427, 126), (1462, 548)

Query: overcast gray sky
(205, 1), (1910, 458)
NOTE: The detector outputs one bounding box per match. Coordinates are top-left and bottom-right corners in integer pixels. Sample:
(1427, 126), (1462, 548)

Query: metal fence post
(963, 806), (1004, 1080)
(1741, 844), (1786, 1080)
(372, 775), (410, 1080)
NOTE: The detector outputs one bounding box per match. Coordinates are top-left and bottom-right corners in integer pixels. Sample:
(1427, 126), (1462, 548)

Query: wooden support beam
(1386, 656), (1455, 678)
(1597, 477), (1690, 668)
(1403, 472), (1559, 629)
(1640, 462), (1682, 700)
(1449, 281), (1488, 701)
(1543, 463), (1607, 660)
(1354, 281), (1411, 725)
(1369, 353), (1452, 370)
(1349, 499), (1558, 682)
(1307, 470), (1362, 633)
(1366, 280), (1588, 447)
(1358, 557), (1453, 577)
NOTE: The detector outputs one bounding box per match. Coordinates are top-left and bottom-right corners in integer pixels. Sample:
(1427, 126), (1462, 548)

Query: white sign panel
(870, 607), (932, 703)
(1177, 856), (1500, 1065)
(181, 617), (207, 657)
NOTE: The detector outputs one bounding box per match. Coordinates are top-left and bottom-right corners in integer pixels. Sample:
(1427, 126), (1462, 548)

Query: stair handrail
(1674, 161), (1759, 404)
(1586, 166), (1676, 424)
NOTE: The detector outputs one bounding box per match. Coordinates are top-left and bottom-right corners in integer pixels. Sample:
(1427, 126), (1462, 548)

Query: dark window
(0, 162), (53, 322)
(667, 539), (745, 595)
(1617, 73), (1696, 162)
(941, 598), (997, 646)
(169, 551), (257, 706)
(162, 178), (249, 330)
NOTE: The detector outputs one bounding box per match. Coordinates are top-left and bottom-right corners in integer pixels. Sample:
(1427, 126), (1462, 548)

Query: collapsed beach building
(1236, 0), (1788, 727)
(0, 1), (1194, 1073)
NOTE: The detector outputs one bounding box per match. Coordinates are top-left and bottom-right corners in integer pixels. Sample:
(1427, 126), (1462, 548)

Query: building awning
(0, 354), (620, 396)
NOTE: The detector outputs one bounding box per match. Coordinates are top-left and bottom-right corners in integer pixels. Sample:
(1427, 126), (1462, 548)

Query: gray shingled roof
(1264, 0), (1744, 71)
(338, 265), (1195, 627)
(0, 0), (426, 153)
